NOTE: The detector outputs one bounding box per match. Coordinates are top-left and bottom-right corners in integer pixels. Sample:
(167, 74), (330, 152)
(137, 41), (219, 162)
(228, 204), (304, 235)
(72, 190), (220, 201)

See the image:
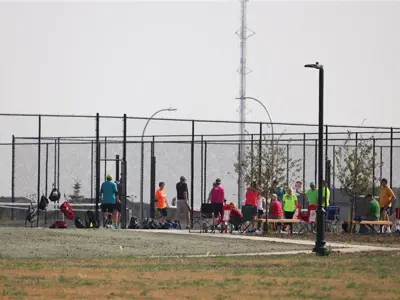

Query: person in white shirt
(257, 193), (266, 218)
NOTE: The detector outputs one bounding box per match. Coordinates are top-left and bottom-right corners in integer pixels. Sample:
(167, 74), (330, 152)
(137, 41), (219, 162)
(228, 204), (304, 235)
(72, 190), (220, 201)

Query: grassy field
(1, 252), (399, 300)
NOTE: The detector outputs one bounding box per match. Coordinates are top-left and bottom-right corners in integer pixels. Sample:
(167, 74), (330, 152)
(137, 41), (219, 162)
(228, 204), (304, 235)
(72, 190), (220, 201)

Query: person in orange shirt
(379, 178), (396, 232)
(155, 182), (169, 223)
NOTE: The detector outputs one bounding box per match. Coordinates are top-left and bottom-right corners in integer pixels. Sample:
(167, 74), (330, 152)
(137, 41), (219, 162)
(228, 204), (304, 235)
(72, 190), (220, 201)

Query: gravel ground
(0, 228), (311, 259)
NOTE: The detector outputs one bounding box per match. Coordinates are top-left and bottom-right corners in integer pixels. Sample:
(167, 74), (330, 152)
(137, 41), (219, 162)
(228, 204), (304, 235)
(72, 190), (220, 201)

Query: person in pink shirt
(209, 178), (225, 218)
(245, 181), (260, 231)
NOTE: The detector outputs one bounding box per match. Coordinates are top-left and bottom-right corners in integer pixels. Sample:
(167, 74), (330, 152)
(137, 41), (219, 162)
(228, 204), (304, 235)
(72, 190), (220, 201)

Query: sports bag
(50, 221), (68, 229)
(84, 210), (97, 228)
(75, 217), (86, 229)
(60, 201), (75, 220)
(128, 217), (140, 229)
(49, 188), (61, 202)
(38, 196), (49, 211)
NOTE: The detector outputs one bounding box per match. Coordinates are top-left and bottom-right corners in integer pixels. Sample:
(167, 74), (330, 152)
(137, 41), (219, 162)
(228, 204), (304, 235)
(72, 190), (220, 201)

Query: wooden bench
(260, 218), (301, 233)
(351, 220), (393, 233)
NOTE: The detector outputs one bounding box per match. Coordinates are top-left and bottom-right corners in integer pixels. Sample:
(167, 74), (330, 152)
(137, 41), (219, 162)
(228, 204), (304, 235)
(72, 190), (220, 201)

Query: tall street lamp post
(304, 62), (327, 256)
(236, 96), (275, 189)
(139, 108), (177, 220)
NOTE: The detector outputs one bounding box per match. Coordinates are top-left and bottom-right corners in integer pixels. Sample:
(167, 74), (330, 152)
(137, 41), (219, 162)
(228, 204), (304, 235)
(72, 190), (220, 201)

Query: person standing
(305, 182), (318, 209)
(321, 180), (330, 207)
(176, 176), (190, 229)
(270, 180), (285, 204)
(379, 178), (396, 233)
(100, 174), (119, 230)
(282, 187), (298, 233)
(209, 178), (225, 218)
(155, 182), (169, 224)
(245, 181), (260, 231)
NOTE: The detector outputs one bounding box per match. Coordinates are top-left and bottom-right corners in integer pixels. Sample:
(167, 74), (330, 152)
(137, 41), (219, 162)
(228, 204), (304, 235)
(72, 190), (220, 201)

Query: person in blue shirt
(100, 174), (119, 229)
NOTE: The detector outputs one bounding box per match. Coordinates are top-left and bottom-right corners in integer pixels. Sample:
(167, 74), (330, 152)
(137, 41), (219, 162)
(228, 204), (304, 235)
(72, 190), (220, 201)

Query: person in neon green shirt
(359, 194), (380, 233)
(321, 180), (330, 207)
(305, 182), (318, 206)
(282, 187), (298, 233)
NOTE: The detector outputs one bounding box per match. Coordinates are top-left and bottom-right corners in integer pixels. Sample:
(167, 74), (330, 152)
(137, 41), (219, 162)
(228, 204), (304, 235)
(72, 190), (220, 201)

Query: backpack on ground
(75, 217), (86, 229)
(38, 196), (49, 211)
(60, 201), (75, 220)
(149, 218), (161, 230)
(50, 220), (68, 229)
(140, 218), (150, 229)
(128, 216), (139, 229)
(84, 210), (97, 228)
(49, 188), (61, 202)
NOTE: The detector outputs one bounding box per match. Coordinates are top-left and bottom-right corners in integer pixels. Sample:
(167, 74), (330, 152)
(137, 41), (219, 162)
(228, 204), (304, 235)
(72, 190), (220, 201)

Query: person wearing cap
(100, 174), (119, 230)
(176, 176), (190, 229)
(209, 178), (225, 218)
(305, 182), (318, 209)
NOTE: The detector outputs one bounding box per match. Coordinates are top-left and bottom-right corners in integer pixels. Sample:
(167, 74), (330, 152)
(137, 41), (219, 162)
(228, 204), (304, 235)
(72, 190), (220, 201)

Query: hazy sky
(0, 0), (399, 138)
(0, 0), (399, 203)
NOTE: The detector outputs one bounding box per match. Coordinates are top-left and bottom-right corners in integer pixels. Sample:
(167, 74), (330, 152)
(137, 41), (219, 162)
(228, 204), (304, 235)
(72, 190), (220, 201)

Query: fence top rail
(1, 113), (400, 130)
(12, 130), (400, 141)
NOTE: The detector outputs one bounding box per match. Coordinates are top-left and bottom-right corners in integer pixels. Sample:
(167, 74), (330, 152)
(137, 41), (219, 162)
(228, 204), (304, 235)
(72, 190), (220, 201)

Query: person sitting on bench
(359, 194), (380, 234)
(269, 194), (283, 231)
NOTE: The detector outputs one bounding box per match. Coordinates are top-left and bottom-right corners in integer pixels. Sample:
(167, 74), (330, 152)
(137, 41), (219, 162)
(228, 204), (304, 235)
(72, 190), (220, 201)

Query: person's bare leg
(112, 211), (118, 228)
(186, 202), (190, 228)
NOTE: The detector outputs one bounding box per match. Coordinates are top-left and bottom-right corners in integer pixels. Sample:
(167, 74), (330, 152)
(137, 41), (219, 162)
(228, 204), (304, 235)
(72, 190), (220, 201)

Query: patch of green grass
(28, 263), (42, 271)
(346, 281), (357, 289)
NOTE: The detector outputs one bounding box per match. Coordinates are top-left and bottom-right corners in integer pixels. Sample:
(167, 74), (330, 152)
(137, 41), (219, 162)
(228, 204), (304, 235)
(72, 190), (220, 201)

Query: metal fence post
(122, 113), (127, 228)
(37, 115), (41, 227)
(372, 138), (376, 196)
(45, 143), (49, 227)
(332, 145), (336, 204)
(57, 137), (60, 190)
(150, 138), (155, 219)
(251, 134), (254, 181)
(200, 135), (204, 203)
(390, 127), (393, 187)
(54, 139), (57, 187)
(314, 139), (318, 183)
(11, 135), (15, 220)
(286, 144), (290, 187)
(90, 141), (94, 204)
(380, 146), (383, 180)
(104, 136), (107, 181)
(302, 133), (306, 207)
(190, 121), (195, 228)
(95, 113), (100, 224)
(204, 140), (207, 205)
(258, 123), (262, 186)
(325, 125), (328, 175)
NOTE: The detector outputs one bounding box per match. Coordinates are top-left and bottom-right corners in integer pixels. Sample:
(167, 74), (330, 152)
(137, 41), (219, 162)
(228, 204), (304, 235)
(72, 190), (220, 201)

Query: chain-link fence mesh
(1, 114), (400, 227)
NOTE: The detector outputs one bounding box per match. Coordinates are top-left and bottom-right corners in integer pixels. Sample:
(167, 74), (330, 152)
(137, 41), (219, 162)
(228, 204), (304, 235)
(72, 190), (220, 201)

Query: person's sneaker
(113, 224), (119, 230)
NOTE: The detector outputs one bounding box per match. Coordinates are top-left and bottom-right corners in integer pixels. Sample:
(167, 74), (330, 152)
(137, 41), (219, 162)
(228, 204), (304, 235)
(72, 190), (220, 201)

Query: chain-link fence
(0, 113), (399, 227)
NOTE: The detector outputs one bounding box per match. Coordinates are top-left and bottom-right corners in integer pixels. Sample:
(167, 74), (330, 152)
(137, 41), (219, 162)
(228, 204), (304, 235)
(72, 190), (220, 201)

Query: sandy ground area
(0, 228), (311, 259)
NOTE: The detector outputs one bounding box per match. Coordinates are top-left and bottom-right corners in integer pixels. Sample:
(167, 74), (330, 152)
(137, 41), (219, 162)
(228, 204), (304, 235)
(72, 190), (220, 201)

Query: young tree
(235, 136), (302, 196)
(334, 133), (379, 224)
(69, 178), (84, 202)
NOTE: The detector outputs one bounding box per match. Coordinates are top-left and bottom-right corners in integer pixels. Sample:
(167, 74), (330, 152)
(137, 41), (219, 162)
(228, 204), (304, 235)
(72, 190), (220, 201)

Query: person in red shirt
(245, 181), (259, 231)
(269, 194), (283, 232)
